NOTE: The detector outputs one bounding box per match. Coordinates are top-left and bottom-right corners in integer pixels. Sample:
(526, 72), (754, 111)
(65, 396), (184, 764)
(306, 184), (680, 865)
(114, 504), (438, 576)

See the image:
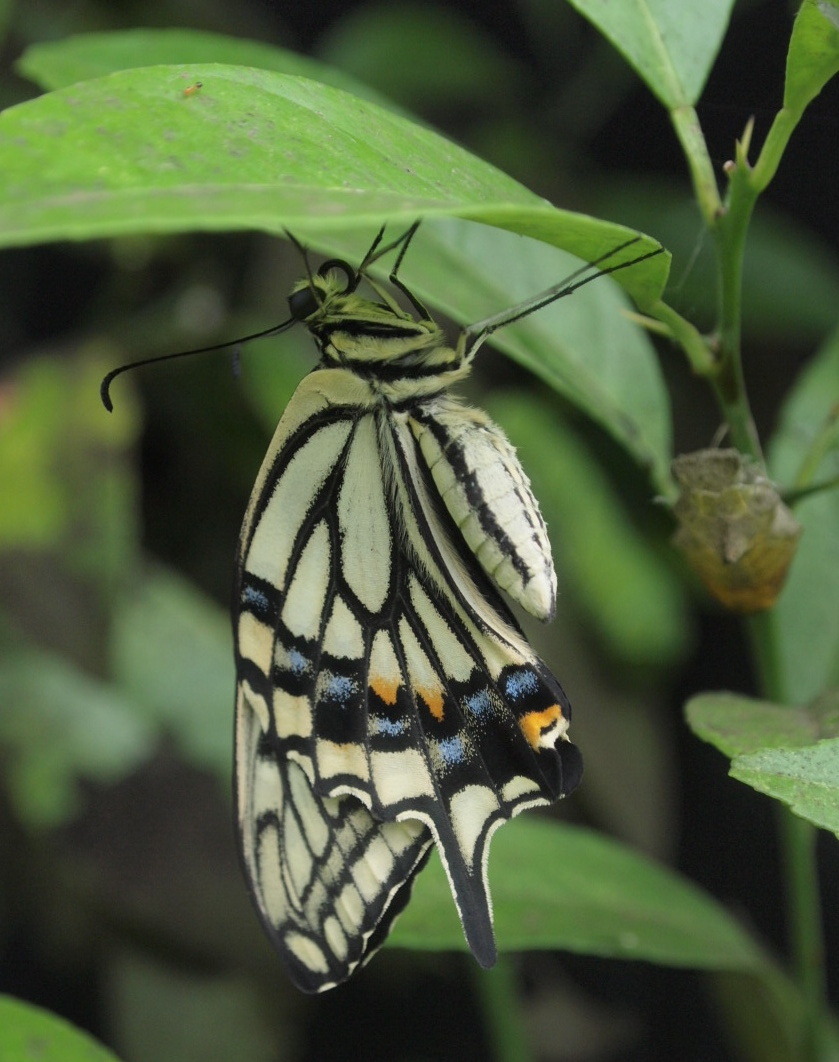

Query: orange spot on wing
(418, 686), (445, 721)
(370, 676), (399, 706)
(519, 705), (562, 750)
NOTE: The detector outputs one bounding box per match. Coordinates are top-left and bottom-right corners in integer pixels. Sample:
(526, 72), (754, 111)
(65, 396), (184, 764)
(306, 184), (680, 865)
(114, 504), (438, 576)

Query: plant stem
(749, 610), (830, 1058)
(669, 105), (722, 224)
(707, 131), (763, 462)
(472, 958), (535, 1062)
(778, 810), (828, 1058)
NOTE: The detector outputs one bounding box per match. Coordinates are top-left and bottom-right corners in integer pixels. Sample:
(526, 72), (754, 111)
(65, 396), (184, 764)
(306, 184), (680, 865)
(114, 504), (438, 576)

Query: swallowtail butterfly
(232, 223), (590, 993)
(102, 221), (659, 993)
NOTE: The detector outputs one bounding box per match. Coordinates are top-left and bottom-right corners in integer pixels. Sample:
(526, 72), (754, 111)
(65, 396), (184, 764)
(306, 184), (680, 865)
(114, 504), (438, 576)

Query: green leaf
(564, 0), (735, 107)
(489, 391), (685, 661)
(307, 219), (671, 486)
(686, 690), (839, 759)
(389, 818), (766, 973)
(731, 739), (839, 836)
(767, 328), (839, 704)
(784, 0), (839, 117)
(0, 995), (121, 1062)
(0, 649), (155, 828)
(17, 27), (395, 109)
(110, 566), (234, 778)
(0, 63), (668, 306)
(317, 2), (523, 111)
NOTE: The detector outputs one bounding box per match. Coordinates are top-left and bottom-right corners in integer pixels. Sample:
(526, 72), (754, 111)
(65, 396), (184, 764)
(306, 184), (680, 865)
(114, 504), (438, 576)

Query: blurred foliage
(0, 2), (837, 1062)
(0, 994), (121, 1061)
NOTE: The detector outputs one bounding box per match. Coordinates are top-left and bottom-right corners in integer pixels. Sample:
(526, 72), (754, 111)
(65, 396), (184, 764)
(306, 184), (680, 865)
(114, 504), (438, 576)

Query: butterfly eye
(317, 258), (357, 294)
(288, 287), (321, 320)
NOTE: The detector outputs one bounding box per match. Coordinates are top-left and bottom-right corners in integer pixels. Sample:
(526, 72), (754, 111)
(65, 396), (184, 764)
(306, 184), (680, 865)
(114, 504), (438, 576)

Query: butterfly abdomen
(409, 396), (557, 621)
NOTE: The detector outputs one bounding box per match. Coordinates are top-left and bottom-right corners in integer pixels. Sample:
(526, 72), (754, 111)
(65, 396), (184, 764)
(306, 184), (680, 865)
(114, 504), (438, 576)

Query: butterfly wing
(234, 367), (581, 991)
(234, 369), (434, 992)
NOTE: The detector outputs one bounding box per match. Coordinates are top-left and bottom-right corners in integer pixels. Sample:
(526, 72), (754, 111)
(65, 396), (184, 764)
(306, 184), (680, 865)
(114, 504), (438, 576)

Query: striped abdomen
(408, 395), (557, 622)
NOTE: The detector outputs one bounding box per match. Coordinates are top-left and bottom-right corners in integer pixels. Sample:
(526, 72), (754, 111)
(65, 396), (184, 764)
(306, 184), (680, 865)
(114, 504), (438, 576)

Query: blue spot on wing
(505, 668), (539, 701)
(438, 736), (466, 765)
(288, 648), (310, 676)
(372, 717), (407, 737)
(325, 674), (356, 704)
(465, 689), (492, 716)
(242, 585), (269, 612)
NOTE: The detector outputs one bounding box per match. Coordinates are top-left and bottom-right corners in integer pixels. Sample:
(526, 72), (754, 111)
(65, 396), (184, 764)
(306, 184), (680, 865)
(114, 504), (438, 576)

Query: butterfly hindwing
(234, 367), (581, 990)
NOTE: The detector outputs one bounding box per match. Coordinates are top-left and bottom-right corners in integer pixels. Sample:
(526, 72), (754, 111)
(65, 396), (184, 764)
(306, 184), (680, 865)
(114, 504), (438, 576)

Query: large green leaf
(767, 328), (839, 704)
(17, 27), (394, 109)
(731, 739), (839, 837)
(0, 63), (667, 305)
(564, 0), (735, 106)
(0, 995), (121, 1062)
(389, 817), (767, 973)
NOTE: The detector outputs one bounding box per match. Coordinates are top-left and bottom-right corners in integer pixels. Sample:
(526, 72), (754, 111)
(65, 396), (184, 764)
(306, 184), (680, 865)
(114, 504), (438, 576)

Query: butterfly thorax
(294, 274), (470, 402)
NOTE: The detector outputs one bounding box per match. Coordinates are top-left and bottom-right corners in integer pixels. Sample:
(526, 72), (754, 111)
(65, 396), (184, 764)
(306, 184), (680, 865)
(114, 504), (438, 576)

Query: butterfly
(231, 222), (588, 992)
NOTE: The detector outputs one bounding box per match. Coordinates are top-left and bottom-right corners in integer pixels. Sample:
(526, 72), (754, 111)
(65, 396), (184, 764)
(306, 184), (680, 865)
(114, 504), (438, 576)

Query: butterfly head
(287, 255), (424, 346)
(288, 259), (379, 334)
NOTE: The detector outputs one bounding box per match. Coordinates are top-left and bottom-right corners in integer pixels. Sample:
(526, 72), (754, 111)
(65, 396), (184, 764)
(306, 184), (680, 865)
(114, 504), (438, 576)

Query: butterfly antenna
(284, 229), (317, 291)
(362, 220), (421, 272)
(464, 238), (665, 347)
(100, 317), (296, 412)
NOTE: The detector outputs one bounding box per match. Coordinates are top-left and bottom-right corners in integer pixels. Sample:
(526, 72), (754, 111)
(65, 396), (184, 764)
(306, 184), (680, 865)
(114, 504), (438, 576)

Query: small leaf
(390, 818), (766, 974)
(686, 689), (839, 759)
(564, 0), (735, 107)
(731, 739), (839, 836)
(0, 995), (122, 1062)
(784, 0), (839, 117)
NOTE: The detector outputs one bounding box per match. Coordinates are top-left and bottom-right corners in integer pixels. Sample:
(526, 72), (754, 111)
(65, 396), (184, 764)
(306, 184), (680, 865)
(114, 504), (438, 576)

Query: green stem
(708, 136), (763, 461)
(669, 105), (722, 223)
(659, 107), (763, 458)
(749, 610), (830, 1058)
(472, 958), (535, 1062)
(648, 299), (715, 375)
(778, 810), (828, 1058)
(751, 107), (803, 193)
